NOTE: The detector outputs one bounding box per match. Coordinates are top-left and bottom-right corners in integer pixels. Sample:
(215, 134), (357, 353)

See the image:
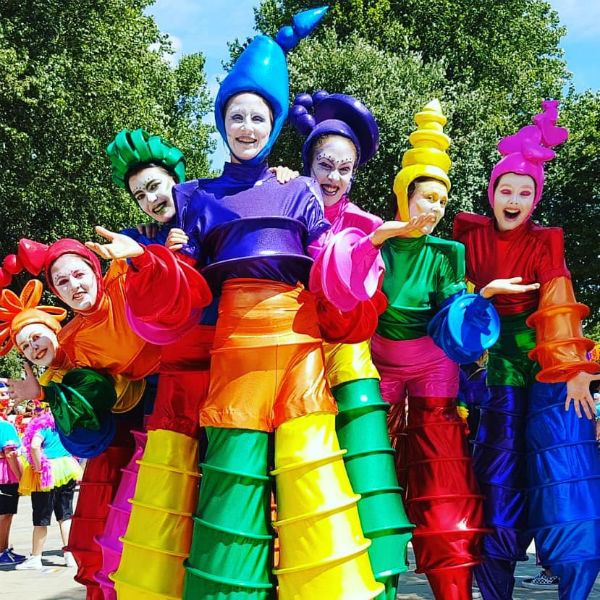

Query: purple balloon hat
(290, 91), (380, 174)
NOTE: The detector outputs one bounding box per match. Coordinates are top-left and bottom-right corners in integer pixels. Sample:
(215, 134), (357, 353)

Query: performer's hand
(166, 228), (189, 252)
(370, 214), (437, 246)
(86, 226), (144, 260)
(479, 277), (540, 299)
(0, 363), (42, 402)
(270, 165), (299, 184)
(137, 223), (159, 239)
(565, 372), (600, 420)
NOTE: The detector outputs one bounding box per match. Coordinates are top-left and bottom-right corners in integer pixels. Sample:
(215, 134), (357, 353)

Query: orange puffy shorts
(201, 279), (336, 432)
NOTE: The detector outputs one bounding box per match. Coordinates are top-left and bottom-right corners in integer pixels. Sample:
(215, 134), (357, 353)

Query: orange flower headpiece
(0, 280), (67, 356)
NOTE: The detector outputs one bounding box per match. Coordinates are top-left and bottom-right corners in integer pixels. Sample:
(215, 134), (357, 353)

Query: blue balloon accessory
(448, 293), (500, 351)
(429, 293), (500, 364)
(58, 411), (116, 458)
(215, 7), (328, 165)
(290, 91), (379, 174)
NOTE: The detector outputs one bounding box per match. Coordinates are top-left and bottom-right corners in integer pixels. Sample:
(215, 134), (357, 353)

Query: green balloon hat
(107, 128), (186, 189)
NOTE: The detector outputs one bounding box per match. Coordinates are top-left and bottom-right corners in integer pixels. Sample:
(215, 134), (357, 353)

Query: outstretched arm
(86, 226), (144, 260)
(369, 214), (437, 246)
(479, 277), (541, 299)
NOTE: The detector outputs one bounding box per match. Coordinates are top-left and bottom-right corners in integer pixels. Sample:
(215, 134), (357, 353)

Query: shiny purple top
(173, 162), (329, 293)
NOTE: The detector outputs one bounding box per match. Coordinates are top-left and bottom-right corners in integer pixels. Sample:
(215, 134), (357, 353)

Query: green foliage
(255, 0), (568, 101)
(542, 90), (600, 324)
(0, 0), (214, 262)
(0, 350), (24, 380)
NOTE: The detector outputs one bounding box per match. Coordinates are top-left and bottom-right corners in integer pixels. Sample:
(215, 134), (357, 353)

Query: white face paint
(128, 166), (177, 223)
(310, 136), (357, 206)
(51, 254), (98, 312)
(15, 323), (58, 367)
(224, 93), (272, 163)
(408, 179), (449, 235)
(493, 172), (535, 232)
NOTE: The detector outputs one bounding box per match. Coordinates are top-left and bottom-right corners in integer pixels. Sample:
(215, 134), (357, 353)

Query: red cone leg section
(403, 396), (487, 599)
(426, 565), (473, 600)
(67, 443), (133, 598)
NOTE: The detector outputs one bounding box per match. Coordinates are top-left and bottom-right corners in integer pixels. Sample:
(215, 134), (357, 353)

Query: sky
(146, 0), (600, 164)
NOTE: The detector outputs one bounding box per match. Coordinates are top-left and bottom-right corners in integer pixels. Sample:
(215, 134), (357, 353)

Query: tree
(0, 0), (214, 262)
(255, 0), (568, 108)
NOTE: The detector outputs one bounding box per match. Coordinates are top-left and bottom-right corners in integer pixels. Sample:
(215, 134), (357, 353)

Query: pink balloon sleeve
(308, 227), (384, 311)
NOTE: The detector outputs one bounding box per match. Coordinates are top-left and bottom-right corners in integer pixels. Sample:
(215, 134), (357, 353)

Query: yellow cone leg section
(273, 413), (384, 600)
(111, 429), (200, 599)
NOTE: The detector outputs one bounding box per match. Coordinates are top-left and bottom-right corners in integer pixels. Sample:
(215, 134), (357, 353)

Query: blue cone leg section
(473, 385), (530, 566)
(527, 382), (600, 600)
(473, 557), (516, 600)
(552, 559), (600, 600)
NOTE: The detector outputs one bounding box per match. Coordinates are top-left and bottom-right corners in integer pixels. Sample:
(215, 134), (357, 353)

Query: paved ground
(2, 491), (600, 599)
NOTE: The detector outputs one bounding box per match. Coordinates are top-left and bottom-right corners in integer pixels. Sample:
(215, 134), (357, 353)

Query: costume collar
(493, 218), (531, 242)
(221, 161), (271, 185)
(324, 195), (349, 223)
(387, 234), (428, 251)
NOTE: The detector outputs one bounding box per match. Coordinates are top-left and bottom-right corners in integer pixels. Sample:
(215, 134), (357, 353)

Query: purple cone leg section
(473, 557), (516, 600)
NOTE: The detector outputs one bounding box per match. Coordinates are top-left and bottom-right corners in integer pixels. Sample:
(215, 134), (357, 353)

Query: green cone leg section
(183, 427), (275, 600)
(377, 573), (400, 600)
(334, 378), (414, 594)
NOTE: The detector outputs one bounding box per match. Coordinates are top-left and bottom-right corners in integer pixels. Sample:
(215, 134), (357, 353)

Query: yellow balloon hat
(393, 99), (451, 222)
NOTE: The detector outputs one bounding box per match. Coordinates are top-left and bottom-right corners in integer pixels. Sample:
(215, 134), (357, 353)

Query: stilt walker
(290, 90), (415, 600)
(371, 100), (498, 600)
(86, 7), (394, 599)
(454, 99), (600, 600)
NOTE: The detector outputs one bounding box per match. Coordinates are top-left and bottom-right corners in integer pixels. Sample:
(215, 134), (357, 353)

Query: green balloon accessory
(107, 128), (186, 189)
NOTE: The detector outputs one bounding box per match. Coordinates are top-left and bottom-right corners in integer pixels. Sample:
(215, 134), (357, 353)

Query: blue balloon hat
(290, 91), (380, 174)
(58, 411), (116, 458)
(214, 6), (328, 165)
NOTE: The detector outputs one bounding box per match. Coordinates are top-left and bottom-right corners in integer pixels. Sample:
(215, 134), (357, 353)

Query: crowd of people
(0, 6), (599, 600)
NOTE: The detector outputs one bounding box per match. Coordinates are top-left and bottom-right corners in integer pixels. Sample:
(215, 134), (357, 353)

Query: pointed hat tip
(424, 99), (443, 113)
(293, 6), (329, 38)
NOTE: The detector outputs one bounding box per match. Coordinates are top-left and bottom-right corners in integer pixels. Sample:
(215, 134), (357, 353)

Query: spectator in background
(15, 407), (82, 570)
(0, 385), (25, 565)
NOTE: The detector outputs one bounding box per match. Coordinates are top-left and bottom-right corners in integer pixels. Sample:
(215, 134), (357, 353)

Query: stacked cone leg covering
(273, 413), (384, 600)
(527, 382), (600, 600)
(333, 379), (413, 600)
(112, 429), (200, 599)
(472, 386), (529, 599)
(386, 402), (408, 491)
(183, 427), (275, 600)
(67, 443), (133, 599)
(94, 430), (147, 600)
(403, 396), (486, 600)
